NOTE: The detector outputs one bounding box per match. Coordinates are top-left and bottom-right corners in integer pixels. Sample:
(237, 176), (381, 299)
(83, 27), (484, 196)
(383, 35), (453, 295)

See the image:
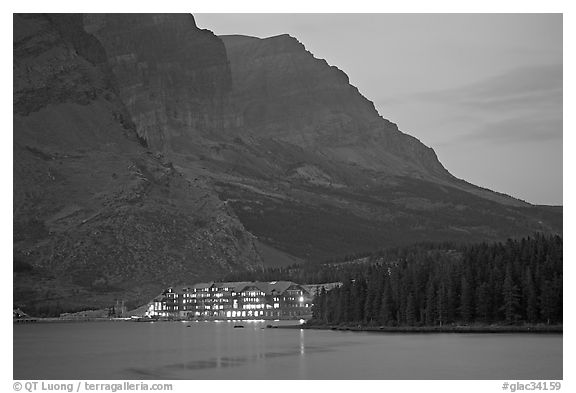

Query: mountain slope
(222, 34), (451, 180)
(209, 33), (561, 260)
(220, 34), (533, 207)
(13, 14), (262, 314)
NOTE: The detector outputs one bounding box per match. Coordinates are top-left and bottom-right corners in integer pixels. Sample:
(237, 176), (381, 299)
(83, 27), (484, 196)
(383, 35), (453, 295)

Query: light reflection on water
(13, 321), (562, 380)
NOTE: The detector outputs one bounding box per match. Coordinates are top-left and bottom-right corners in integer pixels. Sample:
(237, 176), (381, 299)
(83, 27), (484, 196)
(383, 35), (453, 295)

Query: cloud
(459, 116), (562, 145)
(429, 64), (560, 107)
(409, 64), (563, 146)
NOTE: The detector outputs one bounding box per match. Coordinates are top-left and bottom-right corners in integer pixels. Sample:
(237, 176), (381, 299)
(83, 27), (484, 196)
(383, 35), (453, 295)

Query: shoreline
(13, 317), (308, 324)
(13, 317), (126, 324)
(14, 318), (563, 334)
(294, 324), (563, 334)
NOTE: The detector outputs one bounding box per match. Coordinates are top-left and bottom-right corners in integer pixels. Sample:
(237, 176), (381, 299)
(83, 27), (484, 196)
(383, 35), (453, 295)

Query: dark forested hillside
(312, 234), (562, 326)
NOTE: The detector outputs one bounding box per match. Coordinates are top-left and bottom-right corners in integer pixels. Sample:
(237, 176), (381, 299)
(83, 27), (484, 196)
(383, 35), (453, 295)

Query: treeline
(222, 243), (454, 284)
(310, 234), (562, 326)
(222, 263), (341, 284)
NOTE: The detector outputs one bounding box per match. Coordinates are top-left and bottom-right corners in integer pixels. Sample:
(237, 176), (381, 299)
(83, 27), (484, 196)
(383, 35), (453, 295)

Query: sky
(194, 13), (563, 206)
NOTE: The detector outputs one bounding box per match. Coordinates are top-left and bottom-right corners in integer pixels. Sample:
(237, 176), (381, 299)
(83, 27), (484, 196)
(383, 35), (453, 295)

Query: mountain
(211, 33), (561, 259)
(219, 34), (536, 204)
(13, 14), (561, 313)
(222, 34), (450, 179)
(13, 14), (261, 314)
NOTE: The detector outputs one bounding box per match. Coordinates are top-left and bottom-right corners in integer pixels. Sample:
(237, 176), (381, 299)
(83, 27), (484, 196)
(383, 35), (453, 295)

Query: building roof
(229, 281), (259, 293)
(234, 281), (310, 295)
(265, 281), (294, 294)
(171, 285), (193, 293)
(213, 282), (244, 290)
(165, 280), (312, 296)
(192, 282), (214, 289)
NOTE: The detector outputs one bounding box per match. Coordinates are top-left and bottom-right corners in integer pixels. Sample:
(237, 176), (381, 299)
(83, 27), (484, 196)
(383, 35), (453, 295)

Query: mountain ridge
(219, 33), (543, 209)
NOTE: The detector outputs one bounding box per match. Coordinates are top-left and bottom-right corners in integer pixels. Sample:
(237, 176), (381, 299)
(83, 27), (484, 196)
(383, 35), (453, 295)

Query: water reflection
(127, 342), (331, 378)
(14, 321), (562, 380)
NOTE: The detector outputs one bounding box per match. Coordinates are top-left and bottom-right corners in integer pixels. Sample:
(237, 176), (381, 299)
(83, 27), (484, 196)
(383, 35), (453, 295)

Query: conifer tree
(502, 264), (520, 324)
(460, 276), (473, 323)
(425, 279), (436, 325)
(380, 280), (393, 326)
(523, 267), (538, 323)
(406, 292), (416, 326)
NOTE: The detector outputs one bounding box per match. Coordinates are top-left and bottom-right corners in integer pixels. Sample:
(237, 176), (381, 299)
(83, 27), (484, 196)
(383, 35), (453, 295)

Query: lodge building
(146, 281), (314, 320)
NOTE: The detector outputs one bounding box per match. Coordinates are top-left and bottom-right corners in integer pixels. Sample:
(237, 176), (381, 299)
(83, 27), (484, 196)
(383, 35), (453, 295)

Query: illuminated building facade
(147, 281), (314, 319)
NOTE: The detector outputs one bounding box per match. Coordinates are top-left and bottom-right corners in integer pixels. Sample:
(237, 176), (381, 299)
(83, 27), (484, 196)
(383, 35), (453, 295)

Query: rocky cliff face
(13, 14), (261, 314)
(222, 34), (451, 180)
(83, 14), (240, 152)
(220, 34), (533, 206)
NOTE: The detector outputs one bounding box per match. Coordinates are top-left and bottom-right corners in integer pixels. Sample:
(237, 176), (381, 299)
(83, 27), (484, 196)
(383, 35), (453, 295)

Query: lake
(13, 320), (562, 379)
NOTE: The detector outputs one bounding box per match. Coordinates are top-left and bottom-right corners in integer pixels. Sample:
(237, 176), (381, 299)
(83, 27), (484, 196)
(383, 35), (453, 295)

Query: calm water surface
(14, 321), (562, 379)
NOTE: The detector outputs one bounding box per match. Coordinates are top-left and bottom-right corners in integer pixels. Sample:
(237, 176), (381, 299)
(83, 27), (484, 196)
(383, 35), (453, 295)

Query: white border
(4, 1), (571, 392)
